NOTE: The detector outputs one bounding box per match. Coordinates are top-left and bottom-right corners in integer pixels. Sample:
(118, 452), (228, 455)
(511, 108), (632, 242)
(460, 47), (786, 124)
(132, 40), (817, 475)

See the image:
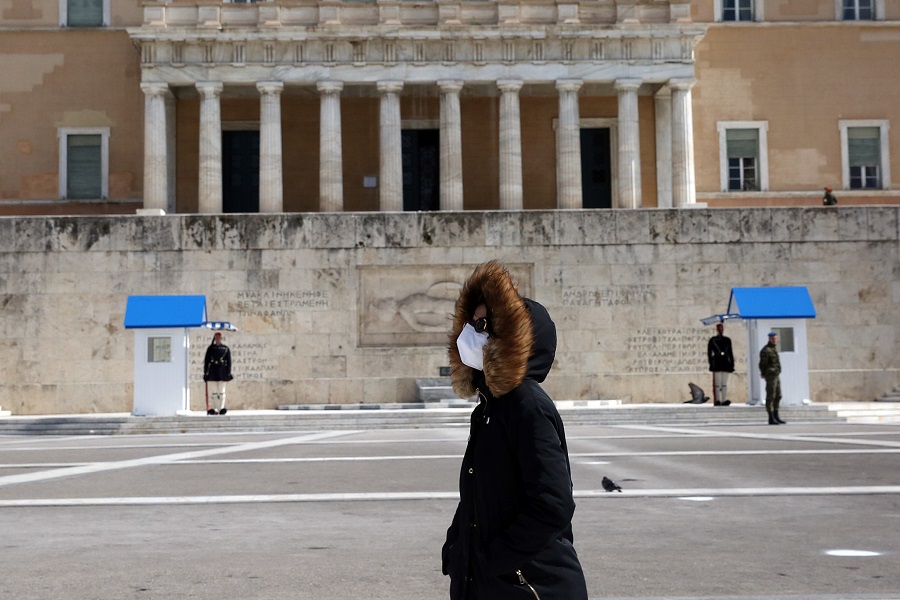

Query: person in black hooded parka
(442, 261), (588, 600)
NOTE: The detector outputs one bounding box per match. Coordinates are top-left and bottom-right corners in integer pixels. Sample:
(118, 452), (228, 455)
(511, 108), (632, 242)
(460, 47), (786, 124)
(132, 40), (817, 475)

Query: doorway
(580, 128), (612, 209)
(222, 130), (260, 213)
(401, 129), (440, 211)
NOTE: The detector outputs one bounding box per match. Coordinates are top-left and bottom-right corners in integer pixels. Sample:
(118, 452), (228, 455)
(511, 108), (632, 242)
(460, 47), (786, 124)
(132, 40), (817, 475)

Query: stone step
(415, 378), (457, 403)
(875, 386), (900, 403)
(0, 403), (846, 436)
(824, 401), (900, 423)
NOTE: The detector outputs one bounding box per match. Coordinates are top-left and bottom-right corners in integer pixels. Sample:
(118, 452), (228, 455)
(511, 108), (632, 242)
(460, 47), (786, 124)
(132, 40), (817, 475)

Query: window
(60, 0), (109, 27)
(723, 0), (752, 21)
(148, 337), (172, 363)
(772, 327), (795, 353)
(839, 0), (883, 20)
(840, 120), (891, 190)
(714, 0), (762, 22)
(58, 128), (109, 200)
(717, 122), (769, 192)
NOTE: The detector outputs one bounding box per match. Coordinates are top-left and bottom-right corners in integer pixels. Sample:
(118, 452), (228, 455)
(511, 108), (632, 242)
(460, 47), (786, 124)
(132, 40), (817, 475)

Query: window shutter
(848, 127), (880, 166)
(67, 0), (103, 27)
(67, 135), (102, 199)
(726, 129), (759, 159)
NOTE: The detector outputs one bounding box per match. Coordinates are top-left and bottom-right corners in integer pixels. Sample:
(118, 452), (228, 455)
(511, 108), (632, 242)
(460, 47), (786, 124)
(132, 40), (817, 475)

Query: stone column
(615, 78), (642, 209)
(141, 81), (169, 212)
(257, 81), (284, 213)
(318, 80), (344, 212)
(438, 80), (464, 211)
(497, 79), (524, 210)
(654, 87), (673, 209)
(670, 78), (697, 207)
(164, 92), (177, 214)
(196, 81), (224, 213)
(377, 80), (404, 212)
(555, 79), (583, 209)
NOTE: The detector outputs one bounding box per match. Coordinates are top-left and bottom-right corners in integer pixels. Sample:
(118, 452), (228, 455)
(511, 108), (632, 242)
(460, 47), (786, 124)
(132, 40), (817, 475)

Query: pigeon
(602, 476), (622, 493)
(684, 382), (710, 404)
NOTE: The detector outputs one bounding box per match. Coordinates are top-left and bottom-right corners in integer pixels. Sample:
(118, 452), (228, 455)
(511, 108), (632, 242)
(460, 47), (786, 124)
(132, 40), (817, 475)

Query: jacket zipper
(516, 570), (540, 600)
(476, 388), (489, 424)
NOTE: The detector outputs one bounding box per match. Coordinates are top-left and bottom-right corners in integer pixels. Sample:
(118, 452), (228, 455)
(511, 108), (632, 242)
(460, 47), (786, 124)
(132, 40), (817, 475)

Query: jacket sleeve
(484, 389), (576, 576)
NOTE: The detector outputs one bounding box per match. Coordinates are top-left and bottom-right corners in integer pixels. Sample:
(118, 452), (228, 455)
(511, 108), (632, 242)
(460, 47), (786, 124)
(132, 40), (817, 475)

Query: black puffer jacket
(442, 261), (588, 600)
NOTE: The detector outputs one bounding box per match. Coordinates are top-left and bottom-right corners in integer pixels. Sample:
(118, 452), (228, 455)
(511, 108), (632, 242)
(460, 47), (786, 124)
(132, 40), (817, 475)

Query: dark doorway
(401, 129), (440, 211)
(580, 128), (612, 209)
(222, 130), (260, 213)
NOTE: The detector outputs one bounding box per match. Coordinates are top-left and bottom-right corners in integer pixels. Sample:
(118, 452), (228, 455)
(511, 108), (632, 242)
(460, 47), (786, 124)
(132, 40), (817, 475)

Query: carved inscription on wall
(626, 327), (709, 374)
(190, 337), (277, 382)
(232, 290), (328, 318)
(562, 285), (655, 307)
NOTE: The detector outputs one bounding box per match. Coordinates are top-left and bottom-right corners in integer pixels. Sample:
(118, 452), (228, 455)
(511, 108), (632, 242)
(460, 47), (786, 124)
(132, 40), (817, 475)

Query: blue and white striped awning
(699, 313), (742, 326)
(203, 321), (238, 332)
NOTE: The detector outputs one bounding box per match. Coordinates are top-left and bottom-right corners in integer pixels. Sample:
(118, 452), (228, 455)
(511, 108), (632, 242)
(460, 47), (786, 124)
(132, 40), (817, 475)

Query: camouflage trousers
(764, 375), (782, 412)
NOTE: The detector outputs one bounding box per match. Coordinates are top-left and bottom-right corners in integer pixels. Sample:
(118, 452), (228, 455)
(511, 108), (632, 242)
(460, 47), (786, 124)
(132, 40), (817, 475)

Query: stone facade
(0, 207), (897, 415)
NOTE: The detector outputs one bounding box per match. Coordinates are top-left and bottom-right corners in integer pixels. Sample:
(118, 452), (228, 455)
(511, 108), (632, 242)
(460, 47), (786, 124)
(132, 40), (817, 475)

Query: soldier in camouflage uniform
(758, 331), (785, 425)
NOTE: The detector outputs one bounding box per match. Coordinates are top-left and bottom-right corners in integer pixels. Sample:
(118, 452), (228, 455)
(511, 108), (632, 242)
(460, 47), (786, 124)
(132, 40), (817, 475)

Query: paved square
(1, 422), (899, 599)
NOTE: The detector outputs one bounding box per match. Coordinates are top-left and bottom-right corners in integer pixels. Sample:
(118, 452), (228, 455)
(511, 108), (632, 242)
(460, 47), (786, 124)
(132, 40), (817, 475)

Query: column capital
(377, 80), (404, 94)
(196, 81), (224, 97)
(555, 79), (583, 93)
(257, 81), (285, 95)
(437, 80), (464, 94)
(140, 81), (170, 97)
(614, 78), (643, 92)
(668, 77), (696, 91)
(317, 80), (344, 94)
(497, 79), (524, 93)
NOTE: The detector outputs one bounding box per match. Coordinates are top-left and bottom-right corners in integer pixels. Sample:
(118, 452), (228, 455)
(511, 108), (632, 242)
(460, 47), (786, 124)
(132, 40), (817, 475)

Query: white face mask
(457, 323), (489, 371)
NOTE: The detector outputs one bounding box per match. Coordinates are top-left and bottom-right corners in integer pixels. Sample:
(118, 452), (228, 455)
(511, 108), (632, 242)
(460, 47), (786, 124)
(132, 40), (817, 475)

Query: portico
(130, 1), (705, 213)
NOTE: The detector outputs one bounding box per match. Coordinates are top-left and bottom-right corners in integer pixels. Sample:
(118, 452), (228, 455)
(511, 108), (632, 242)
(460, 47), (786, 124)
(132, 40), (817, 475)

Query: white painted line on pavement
(3, 485), (900, 508)
(0, 491), (460, 507)
(0, 430), (358, 488)
(619, 425), (900, 449)
(174, 454), (462, 464)
(5, 447), (900, 471)
(825, 549), (883, 557)
(0, 442), (243, 453)
(576, 485), (900, 498)
(572, 448), (900, 457)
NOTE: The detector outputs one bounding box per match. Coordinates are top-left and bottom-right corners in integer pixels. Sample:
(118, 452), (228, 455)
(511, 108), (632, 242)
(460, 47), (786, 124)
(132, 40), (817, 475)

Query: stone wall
(0, 207), (897, 415)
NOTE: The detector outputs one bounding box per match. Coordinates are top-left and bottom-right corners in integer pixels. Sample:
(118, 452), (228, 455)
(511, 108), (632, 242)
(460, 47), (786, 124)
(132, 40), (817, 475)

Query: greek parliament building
(1, 0), (899, 215)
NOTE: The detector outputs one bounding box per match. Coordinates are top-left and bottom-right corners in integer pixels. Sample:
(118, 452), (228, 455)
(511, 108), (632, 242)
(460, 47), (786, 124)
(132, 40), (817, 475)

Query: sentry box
(702, 286), (816, 407)
(124, 295), (236, 416)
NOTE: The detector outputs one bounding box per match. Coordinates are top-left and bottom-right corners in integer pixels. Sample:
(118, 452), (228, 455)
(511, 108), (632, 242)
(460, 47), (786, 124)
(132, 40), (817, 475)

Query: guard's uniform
(707, 332), (735, 405)
(758, 341), (782, 423)
(203, 335), (233, 415)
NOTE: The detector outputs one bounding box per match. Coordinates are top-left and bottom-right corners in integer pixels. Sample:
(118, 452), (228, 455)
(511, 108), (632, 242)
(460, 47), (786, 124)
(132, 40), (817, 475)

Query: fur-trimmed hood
(448, 261), (557, 399)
